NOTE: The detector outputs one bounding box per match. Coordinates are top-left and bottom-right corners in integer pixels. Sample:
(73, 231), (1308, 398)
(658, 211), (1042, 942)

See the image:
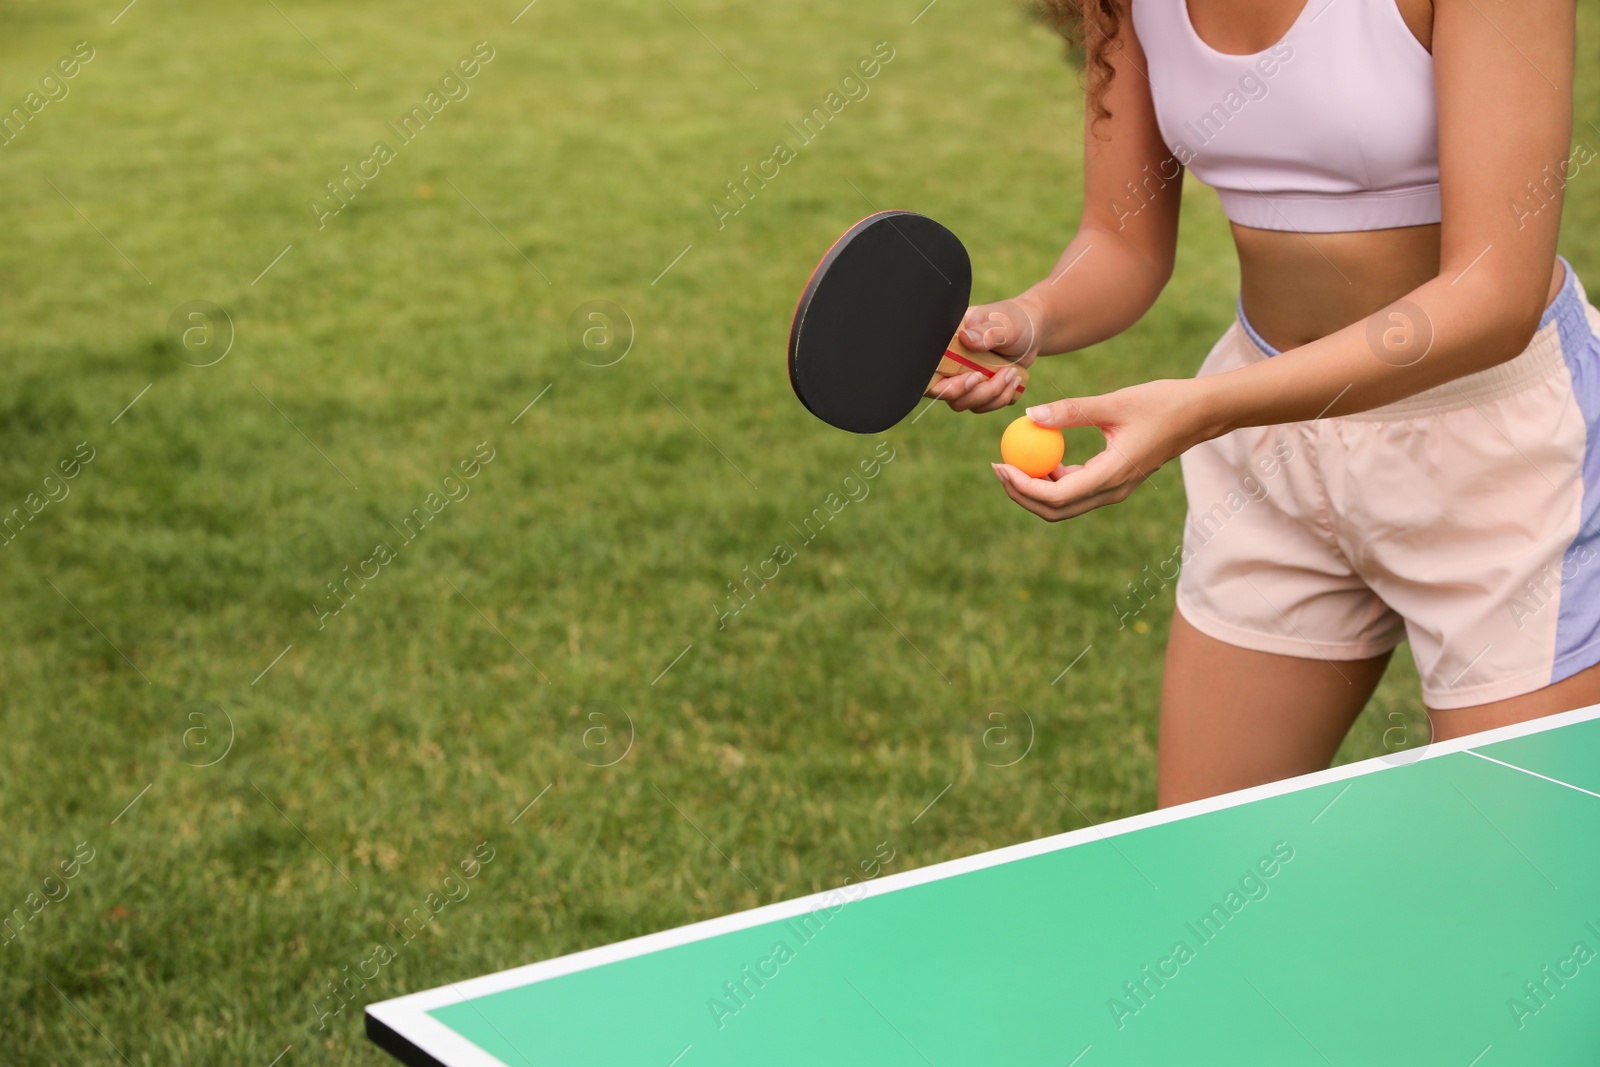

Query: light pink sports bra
(1131, 0), (1440, 232)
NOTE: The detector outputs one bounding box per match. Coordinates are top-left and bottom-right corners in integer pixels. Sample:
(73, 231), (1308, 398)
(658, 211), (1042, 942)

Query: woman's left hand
(992, 378), (1217, 521)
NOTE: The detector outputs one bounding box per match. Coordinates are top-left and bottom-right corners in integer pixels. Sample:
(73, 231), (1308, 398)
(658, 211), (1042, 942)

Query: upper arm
(1078, 4), (1184, 285)
(1433, 0), (1574, 328)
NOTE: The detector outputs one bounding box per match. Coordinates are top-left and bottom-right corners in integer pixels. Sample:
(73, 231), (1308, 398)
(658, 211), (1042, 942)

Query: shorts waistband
(1233, 257), (1587, 421)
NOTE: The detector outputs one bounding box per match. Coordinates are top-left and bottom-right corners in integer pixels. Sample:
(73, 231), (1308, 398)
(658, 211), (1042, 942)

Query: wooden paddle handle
(927, 333), (1028, 396)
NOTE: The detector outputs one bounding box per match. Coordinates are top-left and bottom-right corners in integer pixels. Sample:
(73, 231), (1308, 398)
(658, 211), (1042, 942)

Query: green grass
(1, 0), (1597, 1062)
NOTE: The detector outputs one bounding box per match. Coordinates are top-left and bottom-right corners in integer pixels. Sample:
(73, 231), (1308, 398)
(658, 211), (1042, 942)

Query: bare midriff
(1233, 223), (1565, 352)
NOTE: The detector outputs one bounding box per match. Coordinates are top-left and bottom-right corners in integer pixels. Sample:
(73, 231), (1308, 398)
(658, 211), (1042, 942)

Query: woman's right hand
(924, 297), (1044, 413)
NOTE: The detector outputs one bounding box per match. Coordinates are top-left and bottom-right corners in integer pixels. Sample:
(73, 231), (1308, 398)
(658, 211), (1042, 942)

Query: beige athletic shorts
(1175, 260), (1600, 709)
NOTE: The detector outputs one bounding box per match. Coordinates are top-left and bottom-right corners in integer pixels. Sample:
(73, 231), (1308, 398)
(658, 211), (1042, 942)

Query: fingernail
(1026, 406), (1046, 421)
(1005, 368), (1018, 385)
(964, 329), (982, 346)
(968, 372), (983, 387)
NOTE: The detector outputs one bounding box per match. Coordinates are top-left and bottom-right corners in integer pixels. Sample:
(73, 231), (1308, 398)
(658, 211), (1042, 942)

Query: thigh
(1429, 660), (1600, 742)
(1158, 608), (1393, 807)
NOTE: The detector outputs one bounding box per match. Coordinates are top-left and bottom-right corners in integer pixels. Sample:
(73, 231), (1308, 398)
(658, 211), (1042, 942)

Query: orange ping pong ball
(1000, 416), (1065, 478)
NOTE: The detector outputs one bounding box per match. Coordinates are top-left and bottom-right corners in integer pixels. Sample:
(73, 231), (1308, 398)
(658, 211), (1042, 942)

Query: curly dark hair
(1031, 0), (1123, 130)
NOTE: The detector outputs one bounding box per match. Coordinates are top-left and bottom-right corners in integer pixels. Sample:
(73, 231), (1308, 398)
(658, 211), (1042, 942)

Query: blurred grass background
(0, 0), (1596, 1061)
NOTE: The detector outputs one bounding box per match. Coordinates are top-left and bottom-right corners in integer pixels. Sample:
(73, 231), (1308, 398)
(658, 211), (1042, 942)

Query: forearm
(1192, 264), (1552, 438)
(1013, 224), (1171, 358)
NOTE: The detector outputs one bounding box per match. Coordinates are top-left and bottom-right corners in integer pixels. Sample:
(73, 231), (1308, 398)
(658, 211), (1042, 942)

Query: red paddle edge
(787, 210), (918, 418)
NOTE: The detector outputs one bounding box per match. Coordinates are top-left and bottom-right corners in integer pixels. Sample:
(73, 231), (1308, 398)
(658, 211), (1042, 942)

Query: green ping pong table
(367, 704), (1600, 1065)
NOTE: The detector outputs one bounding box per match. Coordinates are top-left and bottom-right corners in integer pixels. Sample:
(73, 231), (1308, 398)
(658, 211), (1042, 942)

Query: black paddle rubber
(788, 211), (972, 434)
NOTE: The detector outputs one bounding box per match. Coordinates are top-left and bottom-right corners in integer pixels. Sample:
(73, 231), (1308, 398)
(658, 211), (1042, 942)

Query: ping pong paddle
(788, 211), (1027, 434)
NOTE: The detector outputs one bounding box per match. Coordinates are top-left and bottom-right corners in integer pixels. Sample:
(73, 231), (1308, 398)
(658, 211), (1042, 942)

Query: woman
(934, 0), (1599, 805)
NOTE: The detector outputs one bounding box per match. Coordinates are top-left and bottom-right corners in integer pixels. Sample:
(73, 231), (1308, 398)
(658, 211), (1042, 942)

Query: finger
(996, 450), (1119, 506)
(948, 370), (1013, 412)
(966, 368), (1024, 413)
(924, 371), (982, 402)
(962, 300), (1041, 357)
(1043, 486), (1130, 520)
(995, 463), (1080, 508)
(963, 319), (1017, 353)
(993, 466), (1126, 521)
(992, 464), (1061, 519)
(1025, 393), (1110, 430)
(998, 299), (1041, 358)
(960, 305), (1019, 352)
